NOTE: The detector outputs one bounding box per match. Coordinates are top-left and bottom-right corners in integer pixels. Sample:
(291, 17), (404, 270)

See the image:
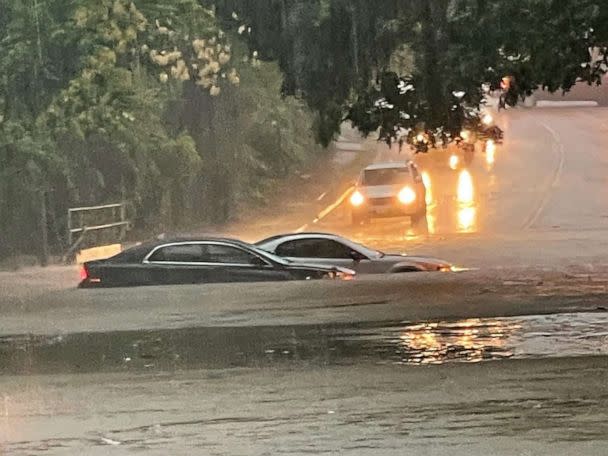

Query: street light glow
(449, 154), (460, 170)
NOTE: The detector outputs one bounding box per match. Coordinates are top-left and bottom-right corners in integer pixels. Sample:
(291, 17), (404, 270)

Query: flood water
(2, 311), (607, 375)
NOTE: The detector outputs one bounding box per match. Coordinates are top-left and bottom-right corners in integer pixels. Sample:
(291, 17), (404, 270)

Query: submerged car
(349, 161), (427, 225)
(79, 237), (355, 287)
(256, 233), (452, 274)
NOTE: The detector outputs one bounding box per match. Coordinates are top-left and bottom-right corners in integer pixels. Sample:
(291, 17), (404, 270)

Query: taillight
(79, 264), (89, 281)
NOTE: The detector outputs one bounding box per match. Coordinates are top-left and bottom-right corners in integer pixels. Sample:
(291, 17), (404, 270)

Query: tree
(215, 0), (608, 150)
(0, 0), (327, 262)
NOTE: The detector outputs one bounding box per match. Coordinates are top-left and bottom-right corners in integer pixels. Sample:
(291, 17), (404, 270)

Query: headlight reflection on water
(397, 319), (516, 364)
(456, 169), (477, 233)
(458, 206), (477, 232)
(485, 140), (496, 169)
(457, 169), (474, 204)
(421, 171), (433, 206)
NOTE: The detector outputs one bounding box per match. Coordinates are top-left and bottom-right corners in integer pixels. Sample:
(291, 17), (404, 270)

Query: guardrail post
(67, 209), (72, 248)
(120, 202), (127, 240)
(65, 203), (130, 260)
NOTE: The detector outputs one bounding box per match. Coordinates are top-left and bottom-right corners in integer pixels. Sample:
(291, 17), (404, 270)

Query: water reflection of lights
(457, 169), (477, 233)
(421, 171), (432, 205)
(421, 171), (437, 234)
(457, 169), (474, 203)
(485, 140), (496, 168)
(458, 206), (477, 232)
(397, 319), (515, 364)
(426, 210), (437, 234)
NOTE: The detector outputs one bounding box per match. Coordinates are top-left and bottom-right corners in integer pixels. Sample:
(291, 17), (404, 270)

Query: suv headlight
(398, 186), (416, 204)
(350, 190), (365, 207)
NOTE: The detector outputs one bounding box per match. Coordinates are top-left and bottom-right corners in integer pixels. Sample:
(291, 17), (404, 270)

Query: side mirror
(349, 250), (365, 262)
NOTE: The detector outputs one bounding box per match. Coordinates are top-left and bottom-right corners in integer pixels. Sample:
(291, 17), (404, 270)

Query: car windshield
(362, 168), (409, 186)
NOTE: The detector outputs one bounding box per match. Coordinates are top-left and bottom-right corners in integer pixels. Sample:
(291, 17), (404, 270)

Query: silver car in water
(256, 233), (452, 274)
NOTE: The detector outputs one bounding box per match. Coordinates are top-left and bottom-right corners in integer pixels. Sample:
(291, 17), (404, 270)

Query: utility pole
(39, 189), (49, 267)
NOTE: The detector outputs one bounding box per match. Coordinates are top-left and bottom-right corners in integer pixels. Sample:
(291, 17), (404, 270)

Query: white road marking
(317, 191), (327, 201)
(522, 123), (566, 230)
(315, 186), (355, 222)
(296, 224), (308, 233)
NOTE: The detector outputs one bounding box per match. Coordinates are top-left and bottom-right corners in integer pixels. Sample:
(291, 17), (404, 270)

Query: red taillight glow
(79, 265), (89, 281)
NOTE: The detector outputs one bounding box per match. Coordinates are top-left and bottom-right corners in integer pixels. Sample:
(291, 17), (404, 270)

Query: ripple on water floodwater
(0, 312), (607, 374)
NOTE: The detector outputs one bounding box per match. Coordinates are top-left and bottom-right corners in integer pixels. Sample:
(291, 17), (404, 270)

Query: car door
(144, 243), (214, 284)
(275, 238), (363, 271)
(199, 243), (290, 283)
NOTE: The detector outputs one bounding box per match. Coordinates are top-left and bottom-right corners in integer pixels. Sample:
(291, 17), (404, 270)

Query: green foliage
(0, 0), (325, 260)
(218, 0), (608, 148)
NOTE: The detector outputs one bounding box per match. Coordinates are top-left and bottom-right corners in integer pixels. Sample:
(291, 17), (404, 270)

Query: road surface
(269, 107), (608, 269)
(2, 107), (608, 455)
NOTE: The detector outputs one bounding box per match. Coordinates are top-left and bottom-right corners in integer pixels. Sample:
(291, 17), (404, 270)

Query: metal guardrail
(66, 203), (130, 258)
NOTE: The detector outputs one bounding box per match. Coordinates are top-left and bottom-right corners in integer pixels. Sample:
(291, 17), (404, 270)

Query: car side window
(317, 240), (353, 259)
(276, 239), (352, 259)
(148, 244), (204, 262)
(201, 244), (263, 265)
(275, 240), (304, 257)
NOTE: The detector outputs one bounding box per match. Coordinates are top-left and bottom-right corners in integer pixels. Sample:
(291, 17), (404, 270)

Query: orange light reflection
(421, 171), (436, 234)
(485, 140), (496, 169)
(421, 171), (433, 205)
(457, 169), (474, 204)
(398, 319), (515, 364)
(456, 170), (477, 233)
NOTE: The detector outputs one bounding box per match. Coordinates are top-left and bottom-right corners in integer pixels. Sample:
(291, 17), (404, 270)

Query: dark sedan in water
(79, 237), (355, 287)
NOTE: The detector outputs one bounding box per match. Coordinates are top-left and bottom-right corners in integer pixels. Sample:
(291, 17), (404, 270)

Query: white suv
(349, 162), (427, 225)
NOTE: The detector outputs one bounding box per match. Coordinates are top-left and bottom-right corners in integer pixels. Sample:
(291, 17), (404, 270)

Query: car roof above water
(363, 161), (411, 171)
(256, 232), (341, 244)
(108, 236), (251, 263)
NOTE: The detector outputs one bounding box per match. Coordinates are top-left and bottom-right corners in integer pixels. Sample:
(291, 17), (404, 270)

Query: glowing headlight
(398, 186), (416, 204)
(460, 129), (471, 141)
(350, 190), (365, 207)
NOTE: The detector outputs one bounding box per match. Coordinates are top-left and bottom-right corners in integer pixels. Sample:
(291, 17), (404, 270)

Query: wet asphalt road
(230, 107), (608, 270)
(2, 108), (608, 454)
(2, 356), (607, 455)
(327, 108), (608, 248)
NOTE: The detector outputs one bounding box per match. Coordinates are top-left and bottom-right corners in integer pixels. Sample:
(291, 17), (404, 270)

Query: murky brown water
(1, 311), (607, 375)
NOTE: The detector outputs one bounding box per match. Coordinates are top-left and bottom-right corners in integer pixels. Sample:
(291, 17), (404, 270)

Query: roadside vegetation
(219, 0), (608, 146)
(0, 0), (324, 263)
(2, 0), (607, 264)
